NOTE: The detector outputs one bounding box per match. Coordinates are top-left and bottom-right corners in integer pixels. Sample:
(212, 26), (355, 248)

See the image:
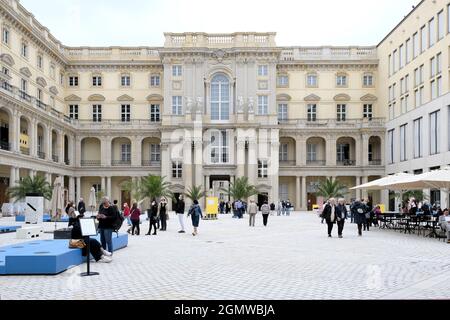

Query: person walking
(362, 200), (371, 231)
(336, 198), (348, 238)
(188, 199), (203, 236)
(158, 197), (168, 231)
(129, 203), (141, 236)
(146, 199), (159, 235)
(270, 202), (275, 216)
(226, 201), (231, 214)
(77, 198), (86, 216)
(351, 199), (367, 237)
(248, 200), (258, 227)
(438, 209), (450, 243)
(97, 197), (115, 253)
(176, 195), (186, 233)
(277, 200), (283, 216)
(261, 201), (271, 226)
(123, 203), (131, 227)
(322, 198), (339, 237)
(285, 199), (293, 216)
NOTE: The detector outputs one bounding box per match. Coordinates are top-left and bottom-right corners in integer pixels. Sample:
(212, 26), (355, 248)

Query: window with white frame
(389, 54), (392, 76)
(210, 73), (230, 121)
(60, 73), (64, 85)
(172, 161), (182, 178)
(307, 104), (317, 122)
(20, 78), (27, 93)
(2, 67), (9, 76)
(363, 104), (373, 120)
(258, 96), (268, 115)
(121, 144), (131, 162)
(121, 75), (131, 87)
(172, 65), (182, 77)
(50, 64), (55, 79)
(37, 54), (43, 69)
(413, 32), (419, 58)
(307, 144), (317, 161)
(437, 76), (442, 97)
(388, 104), (394, 120)
(277, 74), (289, 87)
(400, 78), (405, 95)
(420, 25), (426, 52)
(430, 111), (440, 155)
(363, 74), (373, 87)
(436, 53), (442, 74)
(431, 79), (437, 100)
(400, 124), (407, 161)
(150, 144), (161, 163)
(121, 104), (131, 122)
(21, 42), (28, 58)
(92, 105), (102, 122)
(307, 73), (318, 87)
(448, 4), (450, 34)
(37, 135), (43, 153)
(404, 74), (409, 92)
(438, 10), (444, 40)
(336, 74), (347, 86)
(210, 130), (229, 164)
(69, 76), (78, 87)
(337, 104), (346, 121)
(393, 50), (398, 72)
(430, 56), (436, 77)
(69, 105), (79, 120)
(399, 44), (404, 68)
(172, 96), (182, 115)
(337, 144), (350, 162)
(2, 27), (9, 45)
(150, 104), (160, 122)
(150, 75), (160, 87)
(401, 97), (406, 114)
(37, 88), (43, 102)
(428, 18), (436, 47)
(92, 75), (102, 87)
(413, 117), (422, 158)
(279, 144), (288, 162)
(258, 160), (268, 178)
(388, 129), (394, 164)
(258, 65), (268, 76)
(278, 103), (288, 122)
(405, 38), (411, 64)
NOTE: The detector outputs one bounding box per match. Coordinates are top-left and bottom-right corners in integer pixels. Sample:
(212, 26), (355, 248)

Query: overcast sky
(20, 0), (421, 47)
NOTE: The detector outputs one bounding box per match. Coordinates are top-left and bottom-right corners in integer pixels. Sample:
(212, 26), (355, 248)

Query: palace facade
(0, 0), (448, 210)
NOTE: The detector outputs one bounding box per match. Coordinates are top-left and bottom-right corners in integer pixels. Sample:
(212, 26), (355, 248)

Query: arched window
(210, 73), (230, 121)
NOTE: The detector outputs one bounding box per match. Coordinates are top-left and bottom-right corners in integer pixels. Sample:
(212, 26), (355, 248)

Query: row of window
(388, 108), (450, 164)
(69, 104), (161, 123)
(68, 74), (161, 88)
(388, 4), (449, 77)
(277, 73), (374, 88)
(277, 103), (373, 121)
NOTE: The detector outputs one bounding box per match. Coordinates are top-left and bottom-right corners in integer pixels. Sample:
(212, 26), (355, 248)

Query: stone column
(381, 190), (389, 212)
(101, 136), (112, 167)
(101, 177), (106, 195)
(247, 137), (257, 188)
(236, 139), (245, 178)
(301, 176), (307, 211)
(194, 140), (203, 187)
(326, 135), (337, 166)
(183, 139), (193, 199)
(106, 177), (112, 199)
(29, 118), (37, 157)
(11, 110), (20, 153)
(46, 127), (52, 161)
(297, 136), (307, 166)
(9, 166), (16, 188)
(161, 142), (171, 180)
(76, 177), (81, 202)
(361, 176), (369, 200)
(379, 136), (386, 166)
(131, 136), (143, 167)
(67, 135), (74, 166)
(362, 134), (369, 166)
(295, 176), (301, 211)
(75, 136), (82, 167)
(355, 136), (363, 166)
(58, 131), (64, 164)
(440, 190), (449, 209)
(269, 139), (280, 204)
(29, 170), (36, 178)
(69, 176), (75, 202)
(355, 177), (362, 200)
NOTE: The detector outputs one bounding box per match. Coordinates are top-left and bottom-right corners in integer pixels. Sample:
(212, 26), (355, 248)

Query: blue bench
(0, 233), (128, 275)
(15, 215), (69, 223)
(0, 226), (21, 233)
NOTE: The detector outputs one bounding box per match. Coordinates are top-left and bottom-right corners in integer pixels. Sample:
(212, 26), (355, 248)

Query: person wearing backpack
(261, 201), (271, 226)
(188, 199), (203, 236)
(97, 197), (116, 254)
(129, 203), (141, 236)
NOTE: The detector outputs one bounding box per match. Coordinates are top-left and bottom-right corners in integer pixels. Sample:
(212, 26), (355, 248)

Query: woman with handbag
(146, 199), (159, 235)
(129, 203), (142, 236)
(188, 199), (203, 236)
(158, 197), (168, 231)
(321, 198), (340, 237)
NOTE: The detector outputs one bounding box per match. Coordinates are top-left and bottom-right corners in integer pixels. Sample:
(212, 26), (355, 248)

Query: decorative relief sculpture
(186, 97), (194, 114)
(248, 97), (254, 113)
(196, 97), (203, 114)
(237, 96), (244, 113)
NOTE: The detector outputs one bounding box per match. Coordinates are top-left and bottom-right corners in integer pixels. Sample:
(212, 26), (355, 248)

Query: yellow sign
(377, 204), (386, 213)
(206, 197), (219, 215)
(312, 204), (319, 210)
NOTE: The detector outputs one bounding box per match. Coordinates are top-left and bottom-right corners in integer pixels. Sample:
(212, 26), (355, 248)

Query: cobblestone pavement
(0, 212), (449, 300)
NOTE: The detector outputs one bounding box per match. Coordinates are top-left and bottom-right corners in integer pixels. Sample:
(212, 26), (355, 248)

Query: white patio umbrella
(50, 176), (65, 224)
(385, 167), (450, 190)
(350, 173), (414, 191)
(88, 187), (97, 216)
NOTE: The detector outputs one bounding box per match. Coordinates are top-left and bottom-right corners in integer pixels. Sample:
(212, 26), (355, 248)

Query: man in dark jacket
(176, 195), (186, 233)
(322, 198), (341, 237)
(351, 199), (367, 236)
(77, 198), (86, 215)
(336, 198), (348, 238)
(96, 197), (116, 253)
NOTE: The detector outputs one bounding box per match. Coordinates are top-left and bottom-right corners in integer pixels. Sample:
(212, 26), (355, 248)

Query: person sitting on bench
(70, 216), (113, 263)
(438, 209), (450, 244)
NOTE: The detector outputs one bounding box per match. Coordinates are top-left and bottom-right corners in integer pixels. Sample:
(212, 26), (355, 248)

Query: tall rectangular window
(400, 124), (407, 161)
(150, 144), (161, 162)
(150, 104), (160, 122)
(437, 10), (444, 40)
(337, 104), (346, 121)
(92, 76), (102, 86)
(437, 76), (442, 97)
(172, 96), (182, 115)
(448, 4), (450, 33)
(92, 105), (102, 122)
(431, 80), (437, 100)
(307, 104), (317, 122)
(21, 42), (28, 58)
(121, 104), (131, 122)
(150, 75), (160, 87)
(413, 32), (419, 58)
(388, 129), (394, 164)
(363, 74), (373, 86)
(399, 44), (404, 68)
(363, 104), (373, 120)
(388, 54), (392, 76)
(405, 74), (409, 92)
(413, 117), (422, 158)
(210, 130), (229, 164)
(37, 55), (43, 69)
(429, 18), (436, 47)
(121, 75), (131, 87)
(2, 27), (9, 45)
(393, 50), (398, 73)
(172, 65), (182, 77)
(336, 75), (347, 86)
(430, 56), (436, 77)
(420, 25), (427, 52)
(258, 96), (268, 115)
(430, 111), (440, 155)
(307, 74), (318, 87)
(21, 79), (27, 93)
(258, 65), (269, 76)
(172, 162), (183, 178)
(121, 144), (131, 162)
(258, 160), (268, 178)
(405, 38), (411, 64)
(69, 105), (79, 120)
(307, 144), (317, 161)
(388, 104), (394, 120)
(279, 144), (288, 162)
(436, 53), (442, 74)
(69, 76), (78, 87)
(278, 103), (288, 122)
(277, 75), (289, 87)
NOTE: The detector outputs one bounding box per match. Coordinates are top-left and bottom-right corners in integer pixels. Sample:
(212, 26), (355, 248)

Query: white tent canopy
(385, 167), (450, 190)
(350, 173), (414, 191)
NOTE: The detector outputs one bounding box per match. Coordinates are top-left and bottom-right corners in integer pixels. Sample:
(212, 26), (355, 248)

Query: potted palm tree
(184, 185), (206, 203)
(7, 175), (52, 202)
(221, 177), (258, 202)
(316, 178), (347, 199)
(139, 175), (172, 201)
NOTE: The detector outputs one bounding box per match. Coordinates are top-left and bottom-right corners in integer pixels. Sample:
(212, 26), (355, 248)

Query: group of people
(277, 200), (293, 216)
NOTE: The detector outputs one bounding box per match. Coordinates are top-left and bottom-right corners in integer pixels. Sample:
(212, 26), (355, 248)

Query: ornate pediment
(334, 93), (351, 102)
(276, 94), (292, 102)
(88, 94), (106, 102)
(20, 67), (32, 78)
(146, 94), (164, 102)
(36, 77), (47, 87)
(117, 94), (134, 102)
(64, 94), (82, 102)
(0, 53), (15, 66)
(360, 94), (377, 102)
(49, 86), (59, 95)
(304, 94), (321, 101)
